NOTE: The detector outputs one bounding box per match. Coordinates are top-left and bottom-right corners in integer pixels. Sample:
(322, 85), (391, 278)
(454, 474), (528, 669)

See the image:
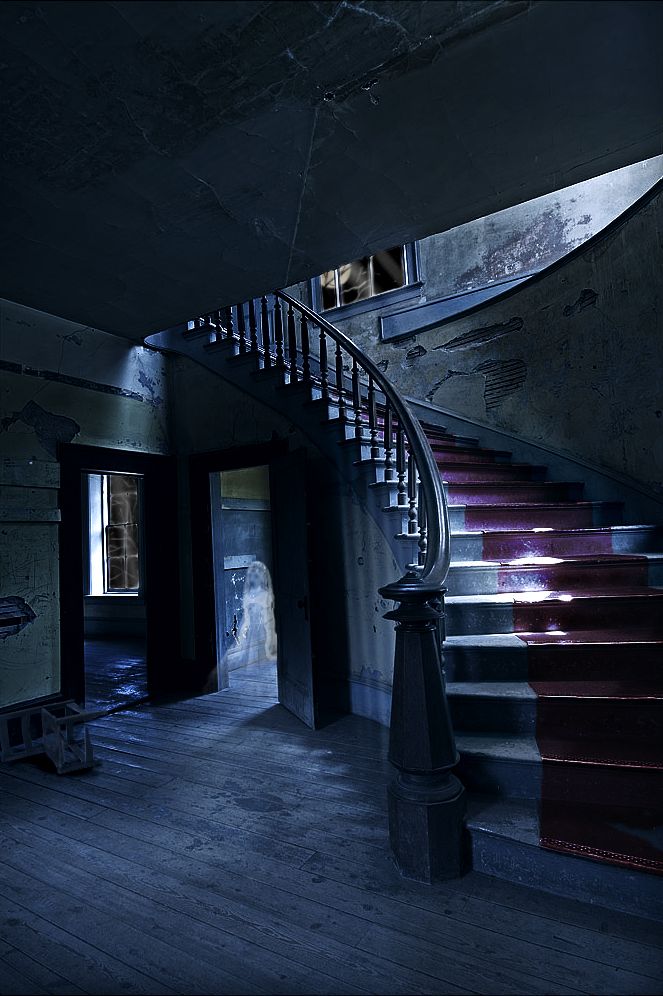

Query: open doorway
(82, 471), (148, 711)
(207, 465), (278, 698)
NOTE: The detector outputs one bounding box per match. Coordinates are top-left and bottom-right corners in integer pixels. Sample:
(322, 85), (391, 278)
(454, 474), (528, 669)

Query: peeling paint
(435, 318), (523, 351)
(563, 288), (598, 317)
(1, 400), (80, 457)
(404, 344), (427, 365)
(0, 359), (155, 405)
(424, 370), (471, 403)
(0, 596), (36, 639)
(473, 359), (527, 410)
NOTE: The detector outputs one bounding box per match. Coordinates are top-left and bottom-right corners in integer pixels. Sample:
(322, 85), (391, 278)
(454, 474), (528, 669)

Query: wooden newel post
(379, 571), (466, 882)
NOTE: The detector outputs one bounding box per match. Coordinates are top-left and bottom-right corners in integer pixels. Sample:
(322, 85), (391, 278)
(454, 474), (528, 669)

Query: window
(87, 473), (141, 595)
(314, 243), (421, 315)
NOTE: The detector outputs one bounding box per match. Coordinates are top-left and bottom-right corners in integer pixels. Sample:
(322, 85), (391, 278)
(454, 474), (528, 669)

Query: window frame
(310, 242), (423, 320)
(85, 471), (143, 598)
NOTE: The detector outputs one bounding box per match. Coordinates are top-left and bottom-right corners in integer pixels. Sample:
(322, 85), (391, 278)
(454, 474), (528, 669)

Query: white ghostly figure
(226, 560), (277, 670)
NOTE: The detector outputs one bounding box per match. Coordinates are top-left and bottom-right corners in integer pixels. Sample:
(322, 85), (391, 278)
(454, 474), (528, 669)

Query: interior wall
(0, 299), (169, 708)
(290, 178), (663, 501)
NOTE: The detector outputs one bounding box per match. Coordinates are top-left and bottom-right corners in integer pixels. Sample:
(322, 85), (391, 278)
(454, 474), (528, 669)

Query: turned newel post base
(380, 572), (466, 883)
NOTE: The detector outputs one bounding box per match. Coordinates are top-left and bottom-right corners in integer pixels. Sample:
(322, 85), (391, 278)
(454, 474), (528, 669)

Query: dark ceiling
(1, 0), (662, 340)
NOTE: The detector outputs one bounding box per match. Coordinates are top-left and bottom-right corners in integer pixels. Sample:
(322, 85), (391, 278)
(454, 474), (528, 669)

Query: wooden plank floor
(1, 663), (662, 995)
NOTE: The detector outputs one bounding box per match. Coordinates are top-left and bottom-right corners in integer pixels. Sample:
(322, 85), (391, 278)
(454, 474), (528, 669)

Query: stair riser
(447, 562), (651, 596)
(429, 447), (509, 464)
(439, 465), (545, 482)
(446, 598), (663, 635)
(463, 504), (623, 530)
(481, 528), (662, 558)
(456, 753), (541, 800)
(468, 829), (663, 921)
(446, 484), (582, 504)
(450, 695), (536, 735)
(528, 645), (663, 682)
(444, 644), (529, 683)
(541, 762), (662, 807)
(537, 700), (663, 746)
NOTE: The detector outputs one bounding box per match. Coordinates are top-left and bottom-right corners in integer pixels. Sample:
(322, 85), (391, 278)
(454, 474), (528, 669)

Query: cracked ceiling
(0, 0), (661, 340)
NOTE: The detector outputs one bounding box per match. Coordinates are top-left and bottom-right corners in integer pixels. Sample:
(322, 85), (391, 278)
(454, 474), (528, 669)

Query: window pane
(372, 247), (405, 295)
(107, 524), (139, 590)
(108, 474), (138, 525)
(105, 474), (140, 591)
(338, 258), (371, 305)
(321, 269), (337, 310)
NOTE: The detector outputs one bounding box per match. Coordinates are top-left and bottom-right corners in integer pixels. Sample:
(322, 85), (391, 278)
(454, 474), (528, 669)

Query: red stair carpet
(423, 419), (663, 875)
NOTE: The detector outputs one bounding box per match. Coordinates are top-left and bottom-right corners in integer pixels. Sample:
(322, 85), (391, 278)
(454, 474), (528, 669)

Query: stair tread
(453, 524), (660, 536)
(539, 738), (663, 769)
(447, 587), (663, 605)
(444, 481), (581, 488)
(449, 553), (661, 568)
(448, 682), (535, 699)
(521, 629), (663, 646)
(532, 680), (663, 699)
(445, 633), (526, 647)
(447, 500), (621, 510)
(456, 733), (541, 761)
(466, 794), (540, 845)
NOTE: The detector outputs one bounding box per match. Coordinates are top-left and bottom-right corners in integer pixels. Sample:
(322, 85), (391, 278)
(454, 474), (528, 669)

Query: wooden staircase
(146, 293), (663, 916)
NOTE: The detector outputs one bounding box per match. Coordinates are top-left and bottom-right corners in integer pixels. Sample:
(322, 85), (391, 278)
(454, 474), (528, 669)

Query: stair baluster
(368, 375), (379, 459)
(396, 428), (407, 506)
(274, 296), (285, 369)
(407, 451), (418, 535)
(237, 302), (247, 355)
(319, 328), (329, 400)
(224, 306), (234, 344)
(287, 303), (298, 383)
(335, 343), (346, 421)
(352, 357), (363, 439)
(384, 402), (394, 481)
(248, 299), (259, 354)
(300, 315), (311, 384)
(260, 296), (271, 368)
(418, 485), (428, 567)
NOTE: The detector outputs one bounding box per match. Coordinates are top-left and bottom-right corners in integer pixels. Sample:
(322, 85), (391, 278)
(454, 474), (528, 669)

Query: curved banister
(275, 290), (451, 589)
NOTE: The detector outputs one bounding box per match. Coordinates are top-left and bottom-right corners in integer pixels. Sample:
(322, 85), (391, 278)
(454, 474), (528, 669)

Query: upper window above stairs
(312, 243), (422, 319)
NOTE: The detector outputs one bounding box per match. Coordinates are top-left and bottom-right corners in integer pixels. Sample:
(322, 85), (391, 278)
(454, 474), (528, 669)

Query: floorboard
(1, 668), (662, 995)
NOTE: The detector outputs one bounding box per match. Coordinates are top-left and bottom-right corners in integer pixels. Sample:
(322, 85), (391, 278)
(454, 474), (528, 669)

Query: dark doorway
(82, 471), (148, 711)
(59, 445), (181, 707)
(207, 464), (278, 698)
(190, 442), (317, 727)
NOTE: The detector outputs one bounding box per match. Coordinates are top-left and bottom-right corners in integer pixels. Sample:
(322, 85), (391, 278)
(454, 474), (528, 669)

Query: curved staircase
(412, 418), (663, 901)
(146, 292), (663, 916)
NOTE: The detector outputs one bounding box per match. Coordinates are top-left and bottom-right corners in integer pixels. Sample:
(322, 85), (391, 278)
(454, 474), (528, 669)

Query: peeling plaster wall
(0, 299), (170, 708)
(316, 185), (663, 498)
(421, 155), (663, 299)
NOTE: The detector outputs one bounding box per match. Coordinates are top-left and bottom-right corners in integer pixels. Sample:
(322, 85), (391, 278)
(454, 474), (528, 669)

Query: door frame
(189, 438), (295, 697)
(58, 443), (181, 703)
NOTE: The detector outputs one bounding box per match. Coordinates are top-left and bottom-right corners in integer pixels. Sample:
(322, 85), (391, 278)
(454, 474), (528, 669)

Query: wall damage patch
(435, 317), (523, 351)
(473, 358), (527, 410)
(563, 288), (597, 317)
(0, 595), (36, 639)
(405, 344), (427, 365)
(1, 400), (80, 457)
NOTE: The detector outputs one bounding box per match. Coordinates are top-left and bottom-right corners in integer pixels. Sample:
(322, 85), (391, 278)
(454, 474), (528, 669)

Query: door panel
(270, 448), (316, 728)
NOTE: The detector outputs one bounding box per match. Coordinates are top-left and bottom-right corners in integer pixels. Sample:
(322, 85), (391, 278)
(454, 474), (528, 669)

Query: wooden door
(270, 448), (316, 728)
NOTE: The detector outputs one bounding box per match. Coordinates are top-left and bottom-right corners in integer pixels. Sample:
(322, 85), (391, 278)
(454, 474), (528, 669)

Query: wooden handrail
(275, 290), (451, 589)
